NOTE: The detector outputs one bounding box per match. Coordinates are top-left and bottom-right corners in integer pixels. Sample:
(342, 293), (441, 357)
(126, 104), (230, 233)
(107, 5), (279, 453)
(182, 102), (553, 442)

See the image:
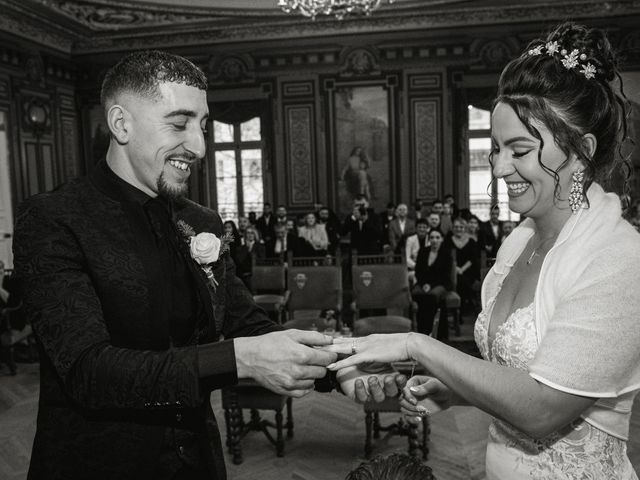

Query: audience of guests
(412, 228), (453, 340)
(466, 214), (481, 242)
(297, 212), (329, 257)
(388, 203), (415, 254)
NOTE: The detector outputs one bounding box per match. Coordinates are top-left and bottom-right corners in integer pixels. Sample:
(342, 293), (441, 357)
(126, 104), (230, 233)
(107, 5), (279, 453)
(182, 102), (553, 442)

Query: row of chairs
(222, 251), (463, 463)
(251, 250), (462, 335)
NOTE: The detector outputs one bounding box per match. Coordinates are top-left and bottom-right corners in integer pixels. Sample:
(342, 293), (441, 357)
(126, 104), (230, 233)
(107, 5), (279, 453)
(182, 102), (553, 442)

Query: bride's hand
(399, 375), (452, 423)
(323, 333), (413, 370)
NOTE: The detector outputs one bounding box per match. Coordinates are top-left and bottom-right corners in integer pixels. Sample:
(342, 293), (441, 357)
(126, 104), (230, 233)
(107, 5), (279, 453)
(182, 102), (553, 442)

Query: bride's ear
(581, 133), (597, 162)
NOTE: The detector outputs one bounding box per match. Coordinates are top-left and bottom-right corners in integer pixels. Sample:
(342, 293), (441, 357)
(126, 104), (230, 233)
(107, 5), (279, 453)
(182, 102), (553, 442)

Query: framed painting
(331, 84), (392, 217)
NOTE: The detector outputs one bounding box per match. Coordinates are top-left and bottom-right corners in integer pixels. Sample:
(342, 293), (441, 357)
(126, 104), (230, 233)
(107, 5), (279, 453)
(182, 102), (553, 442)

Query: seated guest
(346, 453), (434, 480)
(426, 212), (441, 232)
(405, 218), (430, 276)
(265, 223), (297, 258)
(412, 228), (453, 340)
(342, 197), (383, 255)
(256, 202), (276, 246)
(235, 226), (265, 290)
(444, 193), (459, 219)
(297, 212), (329, 257)
(466, 214), (481, 242)
(223, 220), (243, 266)
(275, 204), (288, 228)
(380, 201), (396, 249)
(448, 217), (481, 310)
(479, 204), (503, 258)
(237, 215), (250, 238)
(388, 203), (415, 254)
(430, 198), (444, 216)
(440, 203), (453, 236)
(317, 206), (341, 255)
(247, 211), (257, 226)
(285, 218), (297, 235)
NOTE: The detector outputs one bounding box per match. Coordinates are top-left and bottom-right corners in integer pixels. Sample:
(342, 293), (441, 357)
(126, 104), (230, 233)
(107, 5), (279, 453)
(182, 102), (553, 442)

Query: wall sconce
(25, 98), (49, 137)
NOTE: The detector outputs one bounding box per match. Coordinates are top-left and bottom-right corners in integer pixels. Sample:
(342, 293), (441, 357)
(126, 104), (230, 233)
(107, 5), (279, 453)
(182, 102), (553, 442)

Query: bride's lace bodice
(473, 283), (636, 479)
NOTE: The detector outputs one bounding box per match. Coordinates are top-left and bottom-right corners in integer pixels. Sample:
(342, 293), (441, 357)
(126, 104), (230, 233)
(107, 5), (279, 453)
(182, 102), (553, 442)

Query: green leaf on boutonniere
(176, 219), (196, 239)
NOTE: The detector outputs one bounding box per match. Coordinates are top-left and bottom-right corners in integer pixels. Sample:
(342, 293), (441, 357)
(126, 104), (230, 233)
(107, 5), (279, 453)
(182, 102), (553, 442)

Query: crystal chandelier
(277, 0), (395, 20)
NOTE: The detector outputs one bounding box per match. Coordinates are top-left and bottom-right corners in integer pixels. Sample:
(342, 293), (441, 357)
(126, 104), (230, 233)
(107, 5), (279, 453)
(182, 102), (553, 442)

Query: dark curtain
(211, 100), (268, 125)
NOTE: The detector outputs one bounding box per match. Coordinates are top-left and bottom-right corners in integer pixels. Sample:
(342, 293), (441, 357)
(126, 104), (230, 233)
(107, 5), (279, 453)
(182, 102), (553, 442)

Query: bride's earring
(569, 171), (585, 214)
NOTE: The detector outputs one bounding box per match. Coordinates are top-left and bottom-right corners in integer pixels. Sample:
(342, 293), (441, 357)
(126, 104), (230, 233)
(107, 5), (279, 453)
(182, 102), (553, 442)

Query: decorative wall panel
(408, 74), (441, 90)
(412, 98), (440, 200)
(283, 82), (314, 98)
(284, 105), (314, 205)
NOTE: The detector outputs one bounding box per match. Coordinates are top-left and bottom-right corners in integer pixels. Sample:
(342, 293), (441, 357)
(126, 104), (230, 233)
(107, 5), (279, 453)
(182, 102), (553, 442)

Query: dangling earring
(569, 171), (585, 214)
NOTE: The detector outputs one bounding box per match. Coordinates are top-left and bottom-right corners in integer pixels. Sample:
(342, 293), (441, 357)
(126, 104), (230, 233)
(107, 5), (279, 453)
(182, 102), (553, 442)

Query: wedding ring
(417, 407), (431, 417)
(351, 339), (358, 355)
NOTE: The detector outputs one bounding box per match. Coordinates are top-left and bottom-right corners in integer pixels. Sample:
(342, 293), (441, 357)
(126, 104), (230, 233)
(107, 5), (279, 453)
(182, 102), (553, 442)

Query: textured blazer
(13, 161), (279, 480)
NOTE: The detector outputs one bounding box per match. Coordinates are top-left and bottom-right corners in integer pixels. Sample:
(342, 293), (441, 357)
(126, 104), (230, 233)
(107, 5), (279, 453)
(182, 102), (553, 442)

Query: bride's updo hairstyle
(494, 22), (631, 206)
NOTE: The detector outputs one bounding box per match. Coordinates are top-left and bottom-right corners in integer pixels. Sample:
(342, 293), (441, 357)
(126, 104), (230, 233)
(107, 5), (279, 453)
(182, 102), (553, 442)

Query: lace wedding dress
(474, 280), (638, 479)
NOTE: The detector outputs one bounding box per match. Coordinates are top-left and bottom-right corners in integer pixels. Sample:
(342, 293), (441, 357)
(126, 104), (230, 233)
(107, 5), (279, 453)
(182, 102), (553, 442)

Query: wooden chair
(282, 252), (342, 330)
(351, 252), (416, 332)
(221, 380), (293, 464)
(251, 256), (289, 324)
(355, 314), (430, 460)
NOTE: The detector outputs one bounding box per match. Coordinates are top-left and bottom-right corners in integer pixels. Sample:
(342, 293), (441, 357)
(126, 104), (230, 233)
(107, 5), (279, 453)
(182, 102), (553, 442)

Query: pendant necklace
(526, 236), (557, 265)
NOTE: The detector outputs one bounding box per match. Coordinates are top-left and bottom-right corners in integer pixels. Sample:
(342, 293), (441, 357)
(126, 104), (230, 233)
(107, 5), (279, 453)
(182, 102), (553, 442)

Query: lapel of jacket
(171, 200), (218, 342)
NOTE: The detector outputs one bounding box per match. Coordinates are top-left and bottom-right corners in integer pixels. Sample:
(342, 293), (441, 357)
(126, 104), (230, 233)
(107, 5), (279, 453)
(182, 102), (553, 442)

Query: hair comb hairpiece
(527, 41), (597, 80)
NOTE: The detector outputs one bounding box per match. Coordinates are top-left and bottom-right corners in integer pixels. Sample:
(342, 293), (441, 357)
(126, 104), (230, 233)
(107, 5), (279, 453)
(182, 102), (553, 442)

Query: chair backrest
(287, 252), (342, 312)
(251, 256), (286, 293)
(351, 253), (411, 311)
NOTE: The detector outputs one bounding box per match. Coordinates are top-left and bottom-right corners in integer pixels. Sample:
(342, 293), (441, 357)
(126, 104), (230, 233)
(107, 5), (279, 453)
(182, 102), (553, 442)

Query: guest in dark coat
(265, 223), (297, 258)
(12, 51), (336, 480)
(255, 202), (277, 247)
(412, 229), (453, 340)
(341, 202), (382, 255)
(479, 205), (504, 258)
(234, 226), (265, 290)
(447, 218), (481, 309)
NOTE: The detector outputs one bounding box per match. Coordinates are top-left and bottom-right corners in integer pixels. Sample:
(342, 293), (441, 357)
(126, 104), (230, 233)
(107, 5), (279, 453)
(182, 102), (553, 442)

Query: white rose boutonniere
(176, 219), (233, 290)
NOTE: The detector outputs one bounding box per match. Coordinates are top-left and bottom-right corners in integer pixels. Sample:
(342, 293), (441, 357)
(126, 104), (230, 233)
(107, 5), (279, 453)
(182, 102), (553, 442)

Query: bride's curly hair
(491, 22), (632, 210)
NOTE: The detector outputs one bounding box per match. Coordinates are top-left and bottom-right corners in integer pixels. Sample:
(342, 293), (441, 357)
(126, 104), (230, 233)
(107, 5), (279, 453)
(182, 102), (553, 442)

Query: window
(468, 105), (519, 222)
(212, 117), (264, 221)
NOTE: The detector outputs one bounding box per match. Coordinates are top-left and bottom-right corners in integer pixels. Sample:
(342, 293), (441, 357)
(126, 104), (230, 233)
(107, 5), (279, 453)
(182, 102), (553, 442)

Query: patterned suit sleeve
(14, 200), (205, 411)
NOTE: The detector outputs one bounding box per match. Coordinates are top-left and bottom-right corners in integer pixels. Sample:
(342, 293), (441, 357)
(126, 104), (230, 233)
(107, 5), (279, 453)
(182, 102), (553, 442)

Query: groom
(13, 51), (341, 480)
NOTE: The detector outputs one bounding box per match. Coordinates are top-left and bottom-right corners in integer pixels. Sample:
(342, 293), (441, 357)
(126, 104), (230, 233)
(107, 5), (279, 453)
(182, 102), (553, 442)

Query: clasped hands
(235, 330), (451, 420)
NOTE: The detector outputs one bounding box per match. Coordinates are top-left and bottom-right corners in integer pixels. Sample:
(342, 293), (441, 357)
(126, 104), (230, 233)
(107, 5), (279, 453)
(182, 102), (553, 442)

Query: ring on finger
(351, 339), (358, 355)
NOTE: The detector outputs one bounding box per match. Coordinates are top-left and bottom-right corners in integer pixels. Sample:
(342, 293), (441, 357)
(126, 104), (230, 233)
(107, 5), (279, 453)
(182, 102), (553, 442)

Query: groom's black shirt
(100, 162), (198, 346)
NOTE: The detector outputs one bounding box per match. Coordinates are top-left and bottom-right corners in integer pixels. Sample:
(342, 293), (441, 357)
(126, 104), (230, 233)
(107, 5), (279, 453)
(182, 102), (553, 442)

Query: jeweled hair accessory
(527, 40), (597, 80)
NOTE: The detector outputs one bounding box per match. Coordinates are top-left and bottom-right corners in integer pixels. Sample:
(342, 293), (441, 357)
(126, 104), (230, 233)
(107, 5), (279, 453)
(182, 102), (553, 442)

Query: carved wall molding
(284, 105), (315, 205)
(412, 98), (440, 200)
(208, 54), (256, 85)
(339, 47), (381, 77)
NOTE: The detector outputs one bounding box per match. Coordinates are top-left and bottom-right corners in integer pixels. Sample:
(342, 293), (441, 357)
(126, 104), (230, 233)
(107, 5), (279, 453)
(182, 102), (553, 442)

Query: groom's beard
(157, 171), (189, 199)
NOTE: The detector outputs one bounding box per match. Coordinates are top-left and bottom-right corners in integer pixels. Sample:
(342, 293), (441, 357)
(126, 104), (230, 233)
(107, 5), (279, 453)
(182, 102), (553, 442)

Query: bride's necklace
(526, 235), (557, 265)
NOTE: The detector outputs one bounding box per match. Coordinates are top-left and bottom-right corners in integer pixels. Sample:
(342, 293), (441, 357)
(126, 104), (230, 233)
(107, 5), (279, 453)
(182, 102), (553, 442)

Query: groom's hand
(337, 365), (406, 403)
(234, 330), (337, 398)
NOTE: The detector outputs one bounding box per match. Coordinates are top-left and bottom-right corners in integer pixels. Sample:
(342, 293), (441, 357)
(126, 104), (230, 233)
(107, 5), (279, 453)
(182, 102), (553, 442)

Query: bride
(329, 22), (640, 479)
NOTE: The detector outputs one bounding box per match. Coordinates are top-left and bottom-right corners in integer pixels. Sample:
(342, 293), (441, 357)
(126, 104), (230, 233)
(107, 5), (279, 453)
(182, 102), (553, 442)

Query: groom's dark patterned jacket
(13, 160), (280, 480)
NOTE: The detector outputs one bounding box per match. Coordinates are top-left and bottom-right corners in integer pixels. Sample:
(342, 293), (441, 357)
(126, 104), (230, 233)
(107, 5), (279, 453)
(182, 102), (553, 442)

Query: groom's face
(125, 81), (208, 198)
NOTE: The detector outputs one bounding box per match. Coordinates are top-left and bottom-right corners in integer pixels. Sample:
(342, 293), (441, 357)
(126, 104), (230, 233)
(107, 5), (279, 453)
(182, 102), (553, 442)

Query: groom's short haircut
(100, 50), (207, 110)
(345, 453), (434, 480)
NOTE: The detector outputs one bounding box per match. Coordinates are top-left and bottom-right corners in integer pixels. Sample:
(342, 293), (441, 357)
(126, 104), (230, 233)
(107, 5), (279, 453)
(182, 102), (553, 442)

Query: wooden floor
(2, 326), (640, 479)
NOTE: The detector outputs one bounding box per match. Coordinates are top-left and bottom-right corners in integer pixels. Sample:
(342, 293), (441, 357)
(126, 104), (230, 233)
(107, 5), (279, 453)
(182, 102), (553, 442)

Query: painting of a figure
(335, 86), (390, 216)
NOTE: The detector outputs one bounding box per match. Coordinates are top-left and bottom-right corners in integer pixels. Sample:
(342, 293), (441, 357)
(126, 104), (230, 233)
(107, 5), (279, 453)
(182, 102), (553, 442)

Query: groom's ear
(106, 103), (130, 145)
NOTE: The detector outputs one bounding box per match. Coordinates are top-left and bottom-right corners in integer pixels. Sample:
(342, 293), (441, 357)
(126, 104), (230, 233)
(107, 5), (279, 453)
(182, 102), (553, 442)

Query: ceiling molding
(1, 0), (640, 55)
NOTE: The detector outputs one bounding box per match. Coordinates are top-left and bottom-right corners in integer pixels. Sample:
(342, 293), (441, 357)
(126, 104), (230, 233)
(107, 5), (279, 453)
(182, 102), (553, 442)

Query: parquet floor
(2, 326), (640, 480)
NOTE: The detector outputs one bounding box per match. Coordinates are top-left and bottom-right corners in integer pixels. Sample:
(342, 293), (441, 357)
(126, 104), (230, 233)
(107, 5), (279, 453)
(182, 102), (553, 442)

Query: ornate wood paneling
(284, 105), (314, 205)
(412, 98), (441, 201)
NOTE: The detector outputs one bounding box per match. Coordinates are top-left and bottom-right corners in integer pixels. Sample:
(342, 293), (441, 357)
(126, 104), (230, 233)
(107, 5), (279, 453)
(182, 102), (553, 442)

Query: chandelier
(277, 0), (395, 20)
